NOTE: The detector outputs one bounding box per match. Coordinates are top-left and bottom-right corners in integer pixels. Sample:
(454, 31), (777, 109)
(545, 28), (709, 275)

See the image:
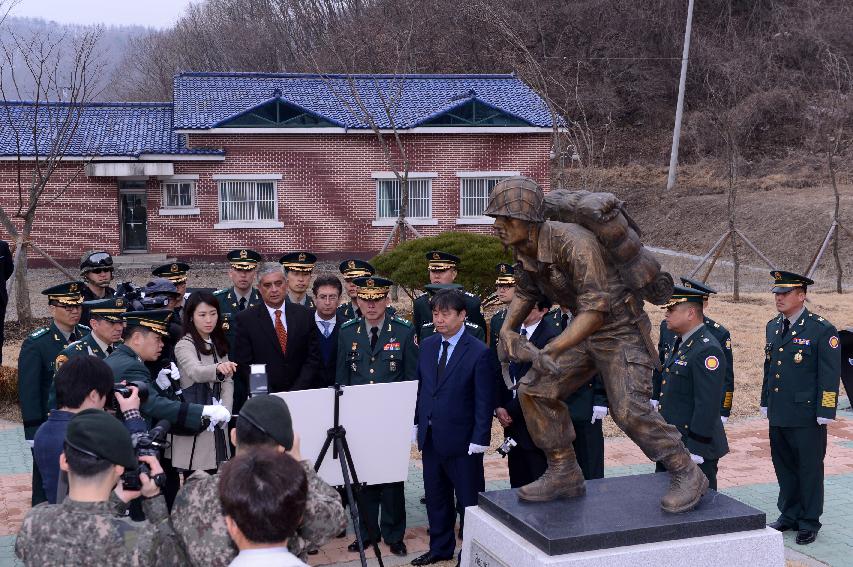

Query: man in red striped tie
(232, 263), (321, 411)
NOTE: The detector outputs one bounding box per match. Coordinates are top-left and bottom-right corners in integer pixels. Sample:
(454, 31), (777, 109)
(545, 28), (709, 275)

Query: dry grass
(0, 366), (18, 403)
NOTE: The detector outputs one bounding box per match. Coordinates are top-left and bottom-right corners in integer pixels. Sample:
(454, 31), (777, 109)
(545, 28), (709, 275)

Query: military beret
(679, 276), (716, 296)
(426, 251), (459, 271)
(152, 262), (190, 284)
(771, 270), (814, 293)
(662, 285), (706, 309)
(65, 409), (136, 469)
(239, 395), (294, 450)
(279, 251), (316, 272)
(227, 249), (262, 270)
(339, 259), (375, 280)
(42, 282), (84, 306)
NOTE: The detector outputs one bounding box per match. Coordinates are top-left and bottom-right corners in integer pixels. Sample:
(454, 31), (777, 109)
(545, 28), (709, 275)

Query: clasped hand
(499, 328), (559, 376)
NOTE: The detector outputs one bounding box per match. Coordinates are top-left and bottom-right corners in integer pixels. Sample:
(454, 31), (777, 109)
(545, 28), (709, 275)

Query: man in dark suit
(412, 289), (496, 567)
(0, 238), (13, 365)
(312, 274), (345, 388)
(232, 263), (321, 414)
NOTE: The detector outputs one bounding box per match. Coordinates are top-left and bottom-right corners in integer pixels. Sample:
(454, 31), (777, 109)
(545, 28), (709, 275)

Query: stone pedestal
(461, 473), (785, 567)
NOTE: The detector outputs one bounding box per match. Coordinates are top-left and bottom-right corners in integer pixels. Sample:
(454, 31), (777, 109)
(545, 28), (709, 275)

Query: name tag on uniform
(792, 338), (811, 345)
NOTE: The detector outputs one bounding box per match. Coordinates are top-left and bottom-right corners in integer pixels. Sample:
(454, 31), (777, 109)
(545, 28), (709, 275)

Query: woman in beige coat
(170, 290), (236, 473)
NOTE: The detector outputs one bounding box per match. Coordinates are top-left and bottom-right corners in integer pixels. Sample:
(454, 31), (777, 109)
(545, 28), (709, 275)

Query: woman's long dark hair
(182, 291), (229, 357)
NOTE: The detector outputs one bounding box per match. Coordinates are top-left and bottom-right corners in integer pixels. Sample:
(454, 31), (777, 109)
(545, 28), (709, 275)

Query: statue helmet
(483, 176), (545, 223)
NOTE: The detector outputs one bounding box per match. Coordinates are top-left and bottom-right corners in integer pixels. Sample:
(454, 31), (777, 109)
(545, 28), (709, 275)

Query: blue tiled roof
(172, 73), (554, 130)
(0, 102), (223, 157)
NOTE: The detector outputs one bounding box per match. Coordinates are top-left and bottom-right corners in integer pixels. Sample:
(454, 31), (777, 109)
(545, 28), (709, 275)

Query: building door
(119, 181), (147, 252)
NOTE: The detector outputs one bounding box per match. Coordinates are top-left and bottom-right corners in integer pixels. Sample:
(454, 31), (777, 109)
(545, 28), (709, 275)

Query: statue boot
(517, 449), (586, 502)
(660, 451), (708, 513)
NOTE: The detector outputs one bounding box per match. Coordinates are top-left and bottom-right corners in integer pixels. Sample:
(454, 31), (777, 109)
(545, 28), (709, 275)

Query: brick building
(0, 72), (553, 261)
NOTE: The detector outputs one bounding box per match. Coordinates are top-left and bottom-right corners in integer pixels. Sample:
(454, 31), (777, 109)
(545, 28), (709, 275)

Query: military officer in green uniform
(78, 250), (116, 324)
(280, 251), (316, 309)
(152, 261), (191, 319)
(336, 276), (417, 557)
(48, 296), (128, 409)
(412, 251), (486, 341)
(338, 259), (374, 320)
(18, 282), (89, 505)
(654, 277), (735, 421)
(489, 263), (516, 352)
(419, 284), (486, 343)
(654, 286), (729, 490)
(761, 271), (840, 545)
(215, 249), (263, 350)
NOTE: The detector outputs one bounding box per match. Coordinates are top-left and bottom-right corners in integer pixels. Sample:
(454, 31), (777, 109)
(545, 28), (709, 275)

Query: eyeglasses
(57, 304), (82, 312)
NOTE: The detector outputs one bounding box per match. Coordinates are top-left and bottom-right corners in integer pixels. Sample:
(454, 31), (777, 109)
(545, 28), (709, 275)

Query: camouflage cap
(483, 176), (545, 223)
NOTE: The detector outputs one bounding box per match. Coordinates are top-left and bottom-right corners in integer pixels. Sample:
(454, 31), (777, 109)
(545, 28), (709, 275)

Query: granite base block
(461, 506), (785, 567)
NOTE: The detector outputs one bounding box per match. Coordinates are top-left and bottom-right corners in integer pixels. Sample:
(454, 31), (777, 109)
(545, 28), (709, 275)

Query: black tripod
(315, 384), (385, 567)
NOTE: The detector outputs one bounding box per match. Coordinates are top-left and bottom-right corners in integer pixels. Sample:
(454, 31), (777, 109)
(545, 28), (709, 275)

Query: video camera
(122, 420), (170, 491)
(107, 380), (149, 413)
(115, 281), (170, 312)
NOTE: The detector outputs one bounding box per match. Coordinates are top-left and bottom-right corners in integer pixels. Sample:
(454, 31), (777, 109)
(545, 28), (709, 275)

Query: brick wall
(0, 132), (550, 261)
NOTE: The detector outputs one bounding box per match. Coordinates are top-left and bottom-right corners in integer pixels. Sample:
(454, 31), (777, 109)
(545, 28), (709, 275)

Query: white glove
(817, 417), (834, 426)
(411, 424), (419, 444)
(169, 362), (181, 382)
(205, 398), (229, 431)
(690, 453), (705, 464)
(467, 443), (488, 455)
(720, 416), (728, 424)
(202, 404), (231, 426)
(591, 406), (608, 424)
(649, 399), (660, 410)
(26, 439), (34, 449)
(760, 406), (767, 418)
(155, 367), (172, 390)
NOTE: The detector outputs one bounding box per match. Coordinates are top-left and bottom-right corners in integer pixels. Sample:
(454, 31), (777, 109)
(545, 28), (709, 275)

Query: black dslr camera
(115, 281), (170, 311)
(121, 420), (170, 491)
(108, 381), (149, 413)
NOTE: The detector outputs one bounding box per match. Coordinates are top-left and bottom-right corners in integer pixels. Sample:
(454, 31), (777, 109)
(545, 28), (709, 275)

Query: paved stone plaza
(1, 405), (852, 566)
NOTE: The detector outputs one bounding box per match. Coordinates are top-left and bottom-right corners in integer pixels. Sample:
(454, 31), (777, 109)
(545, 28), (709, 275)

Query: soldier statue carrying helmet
(485, 176), (708, 513)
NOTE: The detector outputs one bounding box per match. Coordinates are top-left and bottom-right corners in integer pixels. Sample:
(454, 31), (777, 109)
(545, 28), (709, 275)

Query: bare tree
(0, 25), (102, 321)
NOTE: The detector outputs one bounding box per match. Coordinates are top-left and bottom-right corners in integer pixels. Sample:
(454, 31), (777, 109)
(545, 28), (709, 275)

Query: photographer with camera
(170, 291), (235, 475)
(34, 356), (146, 504)
(16, 409), (187, 566)
(172, 395), (345, 566)
(106, 309), (231, 507)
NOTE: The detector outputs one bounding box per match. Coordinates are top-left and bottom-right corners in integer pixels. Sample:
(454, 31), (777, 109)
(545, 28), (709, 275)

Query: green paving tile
(0, 428), (31, 475)
(0, 534), (22, 567)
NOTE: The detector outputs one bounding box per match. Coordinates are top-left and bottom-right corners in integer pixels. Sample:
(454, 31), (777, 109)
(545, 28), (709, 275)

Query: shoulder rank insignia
(705, 356), (720, 371)
(713, 322), (720, 328)
(725, 338), (732, 349)
(465, 321), (480, 329)
(340, 318), (360, 329)
(29, 327), (48, 339)
(392, 316), (412, 327)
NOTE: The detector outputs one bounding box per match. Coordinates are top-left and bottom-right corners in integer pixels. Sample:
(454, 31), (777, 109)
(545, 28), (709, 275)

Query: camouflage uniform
(16, 493), (186, 566)
(172, 459), (346, 565)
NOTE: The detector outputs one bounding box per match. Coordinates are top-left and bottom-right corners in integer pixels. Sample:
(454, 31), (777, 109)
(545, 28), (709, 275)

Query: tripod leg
(314, 428), (334, 472)
(336, 436), (385, 567)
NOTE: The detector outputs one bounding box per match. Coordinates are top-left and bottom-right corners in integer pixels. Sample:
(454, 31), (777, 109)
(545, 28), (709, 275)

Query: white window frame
(455, 171), (520, 224)
(157, 174), (200, 215)
(212, 174), (284, 229)
(371, 172), (438, 227)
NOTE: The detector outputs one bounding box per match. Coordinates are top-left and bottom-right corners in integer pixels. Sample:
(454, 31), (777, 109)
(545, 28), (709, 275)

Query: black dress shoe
(389, 541), (408, 556)
(348, 538), (371, 552)
(767, 520), (793, 532)
(796, 530), (818, 545)
(411, 551), (452, 565)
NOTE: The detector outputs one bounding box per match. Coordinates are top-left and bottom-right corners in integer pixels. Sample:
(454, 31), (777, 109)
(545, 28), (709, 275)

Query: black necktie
(68, 331), (77, 343)
(781, 318), (790, 338)
(107, 345), (114, 354)
(238, 297), (247, 311)
(370, 326), (379, 350)
(561, 313), (569, 330)
(521, 327), (528, 338)
(672, 337), (682, 355)
(437, 340), (450, 381)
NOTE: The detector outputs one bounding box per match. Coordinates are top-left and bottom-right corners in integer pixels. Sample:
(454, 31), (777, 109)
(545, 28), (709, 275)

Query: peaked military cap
(239, 395), (294, 450)
(279, 251), (316, 272)
(771, 270), (814, 293)
(662, 285), (706, 309)
(495, 263), (516, 285)
(426, 251), (459, 271)
(122, 309), (172, 337)
(42, 282), (84, 306)
(152, 262), (190, 284)
(340, 259), (375, 280)
(227, 249), (262, 271)
(353, 276), (393, 300)
(679, 276), (717, 296)
(66, 409), (136, 469)
(144, 278), (180, 297)
(80, 250), (113, 274)
(424, 283), (463, 295)
(83, 296), (128, 322)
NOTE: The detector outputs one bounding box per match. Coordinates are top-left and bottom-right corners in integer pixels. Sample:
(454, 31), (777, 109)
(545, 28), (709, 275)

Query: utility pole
(666, 0), (695, 191)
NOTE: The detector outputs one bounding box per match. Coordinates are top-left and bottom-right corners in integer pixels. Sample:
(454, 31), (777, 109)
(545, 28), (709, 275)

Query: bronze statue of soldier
(485, 176), (708, 513)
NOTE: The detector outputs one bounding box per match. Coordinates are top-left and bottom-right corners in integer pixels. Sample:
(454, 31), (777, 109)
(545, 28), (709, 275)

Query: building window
(376, 177), (432, 219)
(218, 180), (277, 222)
(162, 181), (196, 208)
(459, 177), (502, 217)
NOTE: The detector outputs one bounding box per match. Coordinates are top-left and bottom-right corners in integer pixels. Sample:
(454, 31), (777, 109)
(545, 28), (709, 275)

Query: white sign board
(277, 380), (418, 486)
